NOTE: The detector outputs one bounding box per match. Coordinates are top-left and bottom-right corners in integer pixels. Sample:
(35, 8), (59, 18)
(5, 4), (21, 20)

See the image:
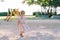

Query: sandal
(20, 33), (23, 37)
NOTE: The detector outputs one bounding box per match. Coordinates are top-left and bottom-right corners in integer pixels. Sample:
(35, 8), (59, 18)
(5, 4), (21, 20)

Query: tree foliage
(23, 0), (49, 5)
(23, 0), (60, 7)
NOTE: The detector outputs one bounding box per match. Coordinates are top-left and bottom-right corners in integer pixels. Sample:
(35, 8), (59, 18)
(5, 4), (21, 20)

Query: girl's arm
(17, 20), (20, 27)
(17, 15), (21, 26)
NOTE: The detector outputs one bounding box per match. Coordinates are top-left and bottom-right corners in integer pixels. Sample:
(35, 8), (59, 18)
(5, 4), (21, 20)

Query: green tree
(23, 0), (49, 5)
(48, 0), (60, 15)
(23, 0), (60, 16)
(23, 0), (49, 15)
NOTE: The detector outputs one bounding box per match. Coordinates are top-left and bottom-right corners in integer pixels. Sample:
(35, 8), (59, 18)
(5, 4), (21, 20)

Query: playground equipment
(5, 9), (19, 21)
(12, 9), (19, 20)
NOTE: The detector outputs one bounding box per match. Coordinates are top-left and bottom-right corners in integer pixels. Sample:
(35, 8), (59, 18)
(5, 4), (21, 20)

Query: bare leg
(5, 15), (10, 21)
(17, 21), (24, 37)
(20, 30), (24, 37)
(6, 15), (10, 21)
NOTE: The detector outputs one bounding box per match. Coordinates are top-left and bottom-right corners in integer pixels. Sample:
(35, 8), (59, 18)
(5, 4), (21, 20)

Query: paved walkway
(0, 19), (60, 40)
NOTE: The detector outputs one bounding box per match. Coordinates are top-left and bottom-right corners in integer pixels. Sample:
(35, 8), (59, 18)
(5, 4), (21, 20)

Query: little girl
(17, 10), (30, 37)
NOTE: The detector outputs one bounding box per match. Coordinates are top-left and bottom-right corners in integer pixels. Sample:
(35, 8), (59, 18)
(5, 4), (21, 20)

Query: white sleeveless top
(18, 15), (25, 24)
(18, 15), (31, 32)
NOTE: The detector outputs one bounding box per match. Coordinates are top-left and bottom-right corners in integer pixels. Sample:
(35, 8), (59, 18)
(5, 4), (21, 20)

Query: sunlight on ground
(0, 16), (35, 19)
